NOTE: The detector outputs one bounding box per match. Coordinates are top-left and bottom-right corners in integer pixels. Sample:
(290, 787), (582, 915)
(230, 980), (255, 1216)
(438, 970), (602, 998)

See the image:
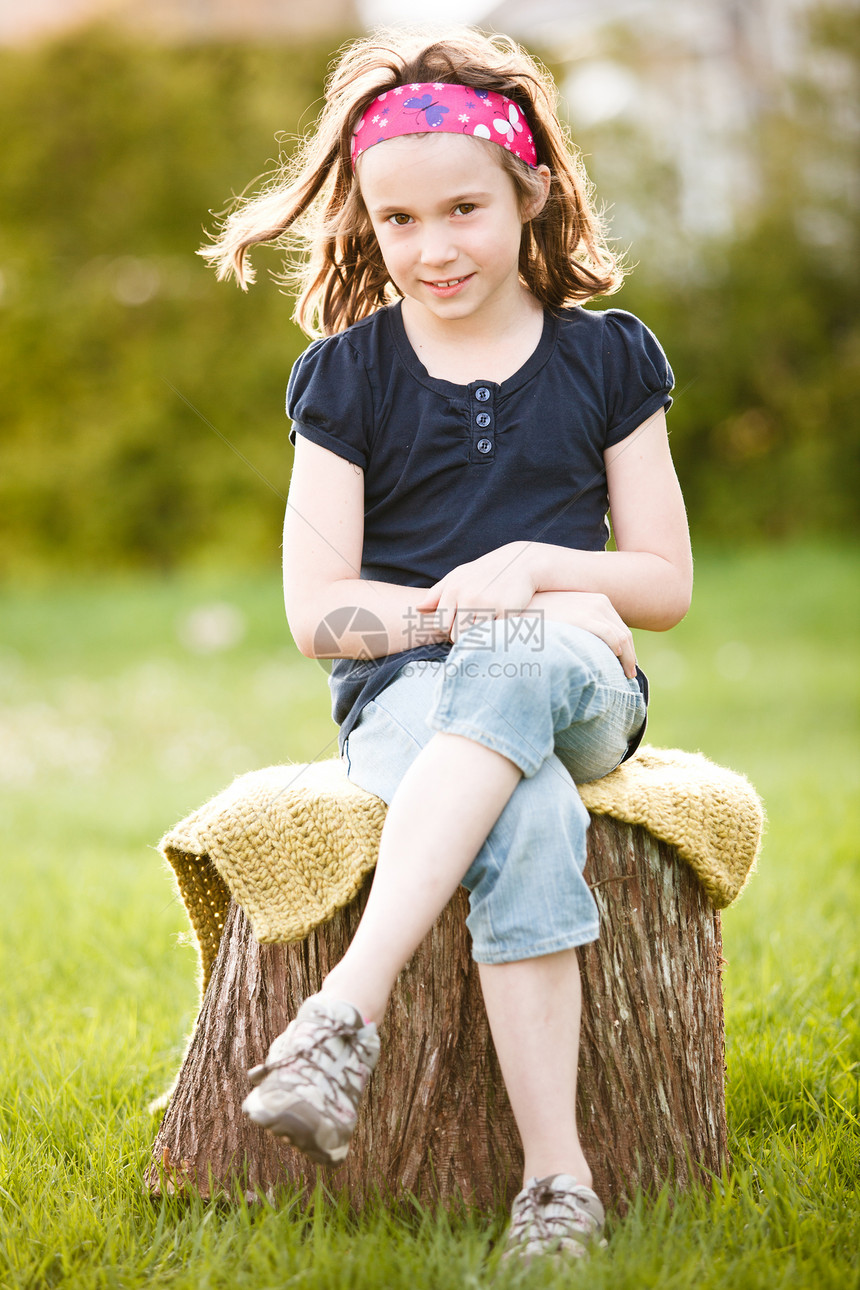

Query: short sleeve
(286, 332), (373, 469)
(601, 310), (674, 447)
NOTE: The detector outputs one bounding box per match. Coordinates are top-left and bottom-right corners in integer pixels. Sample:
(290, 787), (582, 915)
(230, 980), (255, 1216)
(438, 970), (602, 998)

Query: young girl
(202, 26), (692, 1262)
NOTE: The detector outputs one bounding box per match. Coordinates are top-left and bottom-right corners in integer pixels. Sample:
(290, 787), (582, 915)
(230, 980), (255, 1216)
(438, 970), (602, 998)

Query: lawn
(1, 544), (857, 1288)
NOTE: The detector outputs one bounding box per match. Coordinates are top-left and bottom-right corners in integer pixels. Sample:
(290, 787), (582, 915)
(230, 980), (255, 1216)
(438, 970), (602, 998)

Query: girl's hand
(416, 542), (538, 643)
(525, 590), (638, 679)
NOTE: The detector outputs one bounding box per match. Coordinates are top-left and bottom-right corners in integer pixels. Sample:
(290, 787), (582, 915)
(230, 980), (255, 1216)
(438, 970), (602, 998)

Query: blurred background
(2, 0), (858, 828)
(1, 11), (858, 1280)
(1, 0), (857, 578)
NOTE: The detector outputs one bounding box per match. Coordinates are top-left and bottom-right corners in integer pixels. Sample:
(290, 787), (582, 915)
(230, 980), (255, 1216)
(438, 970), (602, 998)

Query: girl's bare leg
(320, 729), (592, 1189)
(319, 731), (522, 1023)
(478, 950), (592, 1188)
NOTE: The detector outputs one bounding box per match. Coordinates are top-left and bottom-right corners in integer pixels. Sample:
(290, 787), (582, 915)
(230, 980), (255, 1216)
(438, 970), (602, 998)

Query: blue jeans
(342, 620), (646, 964)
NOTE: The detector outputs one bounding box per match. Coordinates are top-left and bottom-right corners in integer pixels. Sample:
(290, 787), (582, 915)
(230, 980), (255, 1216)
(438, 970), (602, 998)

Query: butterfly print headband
(351, 82), (538, 169)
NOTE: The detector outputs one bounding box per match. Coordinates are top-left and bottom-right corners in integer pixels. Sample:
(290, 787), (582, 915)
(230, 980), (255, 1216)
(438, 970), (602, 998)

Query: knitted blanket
(160, 746), (764, 998)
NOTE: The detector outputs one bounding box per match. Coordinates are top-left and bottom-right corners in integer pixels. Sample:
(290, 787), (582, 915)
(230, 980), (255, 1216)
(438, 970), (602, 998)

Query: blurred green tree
(0, 11), (856, 575)
(0, 28), (339, 575)
(604, 2), (859, 540)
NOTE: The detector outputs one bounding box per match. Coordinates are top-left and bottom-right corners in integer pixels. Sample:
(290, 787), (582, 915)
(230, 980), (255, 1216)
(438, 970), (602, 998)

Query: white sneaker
(242, 995), (380, 1167)
(503, 1173), (606, 1262)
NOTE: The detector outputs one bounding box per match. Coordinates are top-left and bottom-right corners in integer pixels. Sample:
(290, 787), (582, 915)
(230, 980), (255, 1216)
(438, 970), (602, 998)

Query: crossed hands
(415, 541), (638, 679)
(415, 542), (537, 640)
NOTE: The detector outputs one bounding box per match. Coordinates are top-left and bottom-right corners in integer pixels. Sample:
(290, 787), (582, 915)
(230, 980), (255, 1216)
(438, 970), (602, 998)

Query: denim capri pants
(342, 620), (647, 965)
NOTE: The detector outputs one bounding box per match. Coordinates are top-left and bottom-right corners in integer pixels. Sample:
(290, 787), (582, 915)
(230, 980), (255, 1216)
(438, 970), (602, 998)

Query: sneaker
(502, 1173), (606, 1263)
(242, 995), (380, 1167)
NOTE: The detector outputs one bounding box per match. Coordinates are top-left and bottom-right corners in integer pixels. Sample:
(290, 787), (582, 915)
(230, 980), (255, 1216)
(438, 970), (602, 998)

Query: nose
(419, 222), (457, 269)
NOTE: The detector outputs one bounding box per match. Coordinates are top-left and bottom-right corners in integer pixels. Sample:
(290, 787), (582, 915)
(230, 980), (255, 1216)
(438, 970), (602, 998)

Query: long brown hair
(200, 26), (623, 337)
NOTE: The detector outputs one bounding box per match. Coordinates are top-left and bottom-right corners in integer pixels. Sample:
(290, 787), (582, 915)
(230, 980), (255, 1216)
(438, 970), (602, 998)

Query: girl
(202, 26), (692, 1263)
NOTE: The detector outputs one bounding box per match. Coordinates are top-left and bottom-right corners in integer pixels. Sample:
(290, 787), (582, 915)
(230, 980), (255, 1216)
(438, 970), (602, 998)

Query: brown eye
(388, 213), (412, 226)
(455, 203), (476, 215)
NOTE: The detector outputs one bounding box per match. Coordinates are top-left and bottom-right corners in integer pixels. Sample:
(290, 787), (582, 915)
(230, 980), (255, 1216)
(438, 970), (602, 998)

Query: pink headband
(351, 82), (538, 170)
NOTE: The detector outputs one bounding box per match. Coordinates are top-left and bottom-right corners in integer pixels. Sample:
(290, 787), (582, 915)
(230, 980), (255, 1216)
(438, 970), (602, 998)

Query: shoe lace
(261, 1015), (371, 1107)
(510, 1178), (597, 1247)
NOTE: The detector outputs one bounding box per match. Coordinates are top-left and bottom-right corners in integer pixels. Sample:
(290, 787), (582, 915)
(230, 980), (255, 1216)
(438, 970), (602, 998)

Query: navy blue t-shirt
(287, 300), (673, 753)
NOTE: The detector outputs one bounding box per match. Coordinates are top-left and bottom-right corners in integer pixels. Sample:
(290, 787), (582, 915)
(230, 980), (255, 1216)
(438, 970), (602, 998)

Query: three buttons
(472, 384), (495, 458)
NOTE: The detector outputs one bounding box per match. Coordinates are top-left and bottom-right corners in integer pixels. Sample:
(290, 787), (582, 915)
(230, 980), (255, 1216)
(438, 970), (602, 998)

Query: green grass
(1, 544), (858, 1288)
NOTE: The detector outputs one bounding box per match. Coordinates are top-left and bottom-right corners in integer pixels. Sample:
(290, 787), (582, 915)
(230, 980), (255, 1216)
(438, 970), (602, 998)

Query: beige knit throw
(160, 746), (763, 998)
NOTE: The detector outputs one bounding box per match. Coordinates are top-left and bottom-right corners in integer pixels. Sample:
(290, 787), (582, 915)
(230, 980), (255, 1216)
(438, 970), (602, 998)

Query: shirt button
(475, 412), (492, 428)
(475, 386), (491, 402)
(477, 438), (493, 454)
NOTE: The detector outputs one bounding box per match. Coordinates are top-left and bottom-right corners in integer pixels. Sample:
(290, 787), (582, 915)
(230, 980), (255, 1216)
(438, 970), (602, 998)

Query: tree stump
(146, 815), (728, 1213)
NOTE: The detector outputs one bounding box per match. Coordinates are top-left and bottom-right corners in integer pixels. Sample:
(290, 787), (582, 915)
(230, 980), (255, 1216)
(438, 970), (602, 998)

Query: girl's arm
(418, 409), (692, 637)
(529, 408), (693, 628)
(283, 439), (637, 675)
(284, 436), (449, 658)
(286, 410), (691, 672)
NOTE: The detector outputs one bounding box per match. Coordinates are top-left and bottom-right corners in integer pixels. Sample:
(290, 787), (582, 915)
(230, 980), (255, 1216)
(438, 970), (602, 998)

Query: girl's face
(358, 133), (548, 330)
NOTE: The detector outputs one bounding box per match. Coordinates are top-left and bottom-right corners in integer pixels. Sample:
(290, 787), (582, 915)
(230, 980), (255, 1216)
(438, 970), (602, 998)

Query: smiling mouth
(422, 274), (473, 292)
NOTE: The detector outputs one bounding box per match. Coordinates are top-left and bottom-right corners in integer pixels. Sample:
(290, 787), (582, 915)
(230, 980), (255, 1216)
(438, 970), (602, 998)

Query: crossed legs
(319, 731), (520, 1020)
(319, 729), (592, 1190)
(267, 624), (642, 1189)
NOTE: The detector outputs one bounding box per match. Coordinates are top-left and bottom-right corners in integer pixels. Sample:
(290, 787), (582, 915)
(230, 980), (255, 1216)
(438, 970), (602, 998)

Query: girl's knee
(441, 617), (607, 687)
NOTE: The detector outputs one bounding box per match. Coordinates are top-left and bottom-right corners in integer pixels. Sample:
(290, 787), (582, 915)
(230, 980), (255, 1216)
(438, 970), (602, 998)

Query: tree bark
(146, 816), (728, 1212)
